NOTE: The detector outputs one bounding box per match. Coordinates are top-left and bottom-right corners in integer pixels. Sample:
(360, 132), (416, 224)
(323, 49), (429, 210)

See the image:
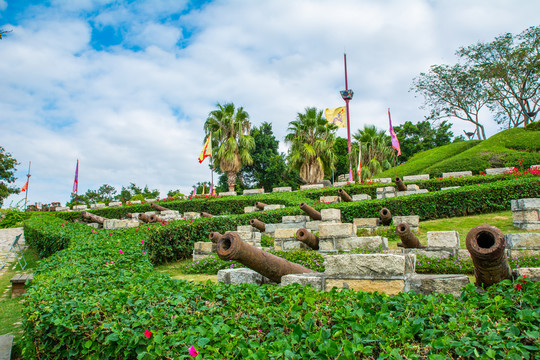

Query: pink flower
(143, 252), (147, 255)
(189, 346), (199, 357)
(144, 330), (152, 338)
(119, 249), (124, 254)
(141, 240), (145, 244)
(257, 329), (261, 333)
(190, 220), (193, 223)
(515, 283), (522, 291)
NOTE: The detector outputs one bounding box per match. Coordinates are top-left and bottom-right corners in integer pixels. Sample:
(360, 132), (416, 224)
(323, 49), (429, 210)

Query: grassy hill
(376, 127), (540, 178)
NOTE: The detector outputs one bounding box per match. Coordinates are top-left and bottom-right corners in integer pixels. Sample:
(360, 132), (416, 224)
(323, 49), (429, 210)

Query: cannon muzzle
(254, 202), (267, 210)
(296, 228), (319, 250)
(250, 219), (266, 232)
(395, 223), (424, 248)
(201, 212), (214, 218)
(337, 189), (352, 202)
(217, 232), (316, 283)
(149, 214), (163, 223)
(138, 213), (152, 223)
(466, 225), (511, 288)
(300, 203), (322, 220)
(150, 202), (170, 212)
(209, 232), (224, 244)
(81, 211), (107, 225)
(380, 208), (392, 226)
(395, 177), (406, 191)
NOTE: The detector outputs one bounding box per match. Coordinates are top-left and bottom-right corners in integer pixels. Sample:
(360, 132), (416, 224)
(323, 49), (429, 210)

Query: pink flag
(388, 109), (401, 156)
(191, 186), (197, 197)
(72, 159), (79, 195)
(209, 183), (214, 195)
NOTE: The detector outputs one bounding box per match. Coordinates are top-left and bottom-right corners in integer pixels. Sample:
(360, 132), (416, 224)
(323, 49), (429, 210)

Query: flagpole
(24, 161), (31, 211)
(341, 53), (354, 182)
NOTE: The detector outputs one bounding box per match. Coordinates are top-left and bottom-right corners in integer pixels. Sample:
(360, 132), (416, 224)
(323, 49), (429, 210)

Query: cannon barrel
(466, 225), (512, 288)
(138, 213), (152, 223)
(126, 213), (134, 219)
(299, 203), (322, 220)
(395, 177), (407, 191)
(149, 214), (163, 223)
(201, 212), (214, 218)
(379, 208), (392, 226)
(296, 228), (319, 250)
(217, 232), (316, 283)
(337, 189), (352, 202)
(250, 219), (266, 232)
(81, 211), (108, 224)
(209, 232), (224, 244)
(149, 202), (170, 212)
(254, 202), (267, 210)
(395, 223), (424, 248)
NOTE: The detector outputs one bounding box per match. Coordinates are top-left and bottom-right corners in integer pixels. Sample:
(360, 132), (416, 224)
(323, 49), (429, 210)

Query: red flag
(198, 135), (212, 164)
(72, 159), (79, 195)
(388, 109), (401, 156)
(21, 181), (28, 192)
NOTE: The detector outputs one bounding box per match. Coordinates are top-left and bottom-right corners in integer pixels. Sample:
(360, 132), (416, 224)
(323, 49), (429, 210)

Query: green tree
(97, 184), (117, 203)
(0, 146), (19, 207)
(393, 120), (458, 161)
(204, 103), (255, 192)
(0, 29), (11, 40)
(332, 137), (350, 179)
(285, 107), (338, 184)
(457, 25), (540, 127)
(167, 189), (184, 198)
(353, 125), (393, 180)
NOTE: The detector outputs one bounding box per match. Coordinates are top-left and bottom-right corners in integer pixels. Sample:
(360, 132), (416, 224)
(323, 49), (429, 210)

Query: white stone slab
(442, 171), (472, 178)
(352, 194), (371, 201)
(319, 223), (354, 238)
(243, 188), (264, 195)
(485, 167), (514, 175)
(324, 254), (416, 276)
(272, 187), (292, 192)
(427, 231), (460, 248)
(403, 174), (430, 181)
(300, 184), (324, 190)
(321, 208), (341, 222)
(332, 181), (349, 187)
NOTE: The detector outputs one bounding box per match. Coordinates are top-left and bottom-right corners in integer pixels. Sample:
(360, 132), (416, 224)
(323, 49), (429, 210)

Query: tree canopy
(0, 146), (19, 207)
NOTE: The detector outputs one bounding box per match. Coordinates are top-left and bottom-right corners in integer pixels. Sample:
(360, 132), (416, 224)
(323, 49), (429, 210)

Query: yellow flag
(324, 106), (347, 128)
(198, 135), (212, 163)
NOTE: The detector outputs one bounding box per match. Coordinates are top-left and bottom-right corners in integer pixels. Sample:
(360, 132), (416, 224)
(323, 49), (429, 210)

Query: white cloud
(1, 0), (540, 206)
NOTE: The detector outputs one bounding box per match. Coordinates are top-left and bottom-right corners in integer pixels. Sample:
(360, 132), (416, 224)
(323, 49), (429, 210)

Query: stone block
(144, 211), (157, 216)
(218, 268), (275, 285)
(237, 225), (254, 232)
(129, 200), (142, 204)
(441, 186), (461, 191)
(505, 233), (540, 249)
(54, 206), (70, 212)
(427, 231), (460, 248)
(403, 174), (430, 181)
(243, 188), (264, 195)
(108, 201), (122, 207)
(184, 212), (201, 219)
(333, 181), (349, 187)
(281, 273), (324, 290)
(512, 267), (540, 282)
(385, 192), (396, 198)
(352, 194), (371, 201)
(161, 210), (180, 216)
(326, 279), (405, 295)
(146, 199), (157, 203)
(103, 219), (124, 229)
(283, 215), (310, 223)
(485, 167), (514, 175)
(393, 215), (420, 228)
(274, 228), (299, 239)
(321, 208), (341, 222)
(513, 222), (540, 230)
(274, 223), (307, 231)
(273, 187), (292, 192)
(300, 184), (324, 190)
(236, 231), (254, 242)
(353, 218), (379, 228)
(324, 254), (415, 276)
(125, 221), (139, 228)
(318, 239), (335, 251)
(337, 236), (388, 251)
(372, 178), (392, 183)
(194, 242), (216, 253)
(73, 205), (87, 211)
(384, 186), (396, 192)
(408, 274), (469, 297)
(90, 203), (106, 209)
(513, 210), (539, 222)
(219, 191), (237, 196)
(442, 171), (473, 178)
(376, 194), (384, 199)
(192, 254), (214, 261)
(87, 223), (100, 229)
(244, 206), (258, 213)
(406, 184), (420, 191)
(319, 223), (354, 238)
(306, 220), (321, 232)
(282, 240), (310, 251)
(264, 204), (285, 211)
(320, 196), (339, 204)
(416, 189), (429, 194)
(376, 187), (384, 194)
(507, 249), (540, 257)
(403, 248), (456, 259)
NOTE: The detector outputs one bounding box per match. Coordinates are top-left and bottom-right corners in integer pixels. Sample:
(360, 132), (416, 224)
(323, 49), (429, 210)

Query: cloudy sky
(1, 0), (539, 207)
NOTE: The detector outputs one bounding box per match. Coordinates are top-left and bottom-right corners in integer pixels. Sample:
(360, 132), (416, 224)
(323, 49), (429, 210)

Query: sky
(1, 0), (539, 207)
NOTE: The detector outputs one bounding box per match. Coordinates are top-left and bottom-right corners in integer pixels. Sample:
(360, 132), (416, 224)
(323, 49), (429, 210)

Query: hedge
(146, 177), (540, 265)
(22, 215), (540, 359)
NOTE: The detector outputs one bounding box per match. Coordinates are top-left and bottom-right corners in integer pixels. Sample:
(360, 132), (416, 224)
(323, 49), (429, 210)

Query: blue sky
(1, 0), (540, 206)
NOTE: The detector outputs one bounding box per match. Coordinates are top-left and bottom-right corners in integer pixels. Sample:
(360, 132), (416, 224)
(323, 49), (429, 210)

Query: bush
(0, 209), (31, 228)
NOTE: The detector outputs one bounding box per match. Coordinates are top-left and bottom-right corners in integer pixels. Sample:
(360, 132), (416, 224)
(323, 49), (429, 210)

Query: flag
(209, 183), (214, 195)
(72, 159), (79, 195)
(388, 109), (401, 156)
(198, 135), (212, 163)
(324, 107), (347, 128)
(21, 181), (28, 192)
(357, 143), (362, 182)
(202, 184), (205, 195)
(191, 186), (197, 197)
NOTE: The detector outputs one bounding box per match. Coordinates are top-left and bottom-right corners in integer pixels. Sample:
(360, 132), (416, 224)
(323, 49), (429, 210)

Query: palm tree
(353, 125), (393, 180)
(285, 107), (338, 184)
(204, 103), (255, 192)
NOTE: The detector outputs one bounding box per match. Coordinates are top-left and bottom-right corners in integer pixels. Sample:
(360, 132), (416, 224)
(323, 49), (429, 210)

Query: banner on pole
(198, 135), (212, 163)
(72, 159), (79, 195)
(324, 107), (347, 128)
(388, 109), (401, 156)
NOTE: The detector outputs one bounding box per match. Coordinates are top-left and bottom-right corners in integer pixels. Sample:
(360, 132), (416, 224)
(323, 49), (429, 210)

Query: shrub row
(147, 178), (540, 264)
(22, 215), (540, 359)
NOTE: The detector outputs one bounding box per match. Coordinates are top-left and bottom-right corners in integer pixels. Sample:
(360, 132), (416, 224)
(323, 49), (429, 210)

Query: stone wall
(512, 198), (540, 230)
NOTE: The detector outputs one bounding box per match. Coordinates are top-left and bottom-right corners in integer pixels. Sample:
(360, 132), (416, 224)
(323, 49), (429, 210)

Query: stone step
(0, 334), (14, 360)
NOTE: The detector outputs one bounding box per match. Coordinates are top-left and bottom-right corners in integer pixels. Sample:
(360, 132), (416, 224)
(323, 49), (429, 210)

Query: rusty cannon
(466, 225), (512, 288)
(209, 232), (224, 244)
(296, 228), (319, 250)
(254, 202), (267, 210)
(249, 219), (266, 232)
(139, 213), (163, 223)
(395, 223), (425, 248)
(394, 177), (407, 191)
(379, 208), (392, 226)
(81, 211), (108, 224)
(299, 203), (322, 221)
(217, 232), (316, 283)
(149, 202), (170, 212)
(337, 189), (352, 202)
(201, 212), (214, 218)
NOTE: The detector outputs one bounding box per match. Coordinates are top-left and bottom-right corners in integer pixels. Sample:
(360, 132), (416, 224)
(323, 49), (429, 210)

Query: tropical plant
(285, 107), (338, 184)
(204, 103), (255, 192)
(353, 125), (393, 180)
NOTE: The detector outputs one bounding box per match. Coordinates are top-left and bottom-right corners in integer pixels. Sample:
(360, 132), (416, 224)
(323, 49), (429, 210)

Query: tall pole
(340, 54), (354, 182)
(24, 161), (31, 211)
